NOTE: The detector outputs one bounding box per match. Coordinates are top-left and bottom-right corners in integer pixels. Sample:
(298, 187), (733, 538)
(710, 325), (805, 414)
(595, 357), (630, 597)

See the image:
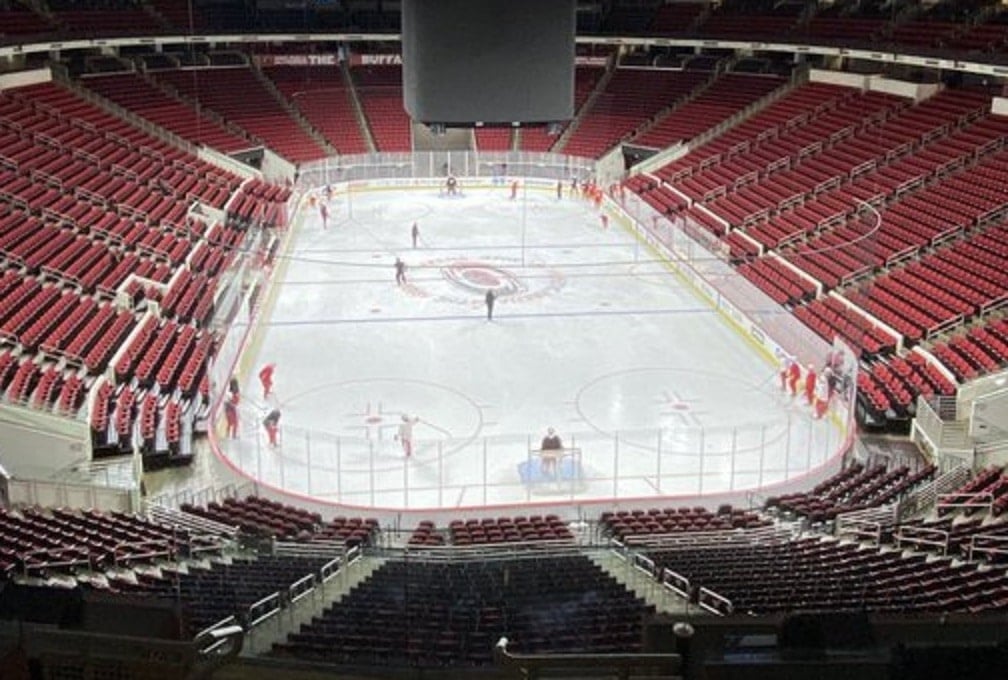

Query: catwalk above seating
(49, 7), (166, 37)
(647, 2), (707, 34)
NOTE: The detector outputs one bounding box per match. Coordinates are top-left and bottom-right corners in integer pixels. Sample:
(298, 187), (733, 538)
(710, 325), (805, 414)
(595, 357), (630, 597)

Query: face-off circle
(574, 367), (788, 452)
(274, 377), (486, 472)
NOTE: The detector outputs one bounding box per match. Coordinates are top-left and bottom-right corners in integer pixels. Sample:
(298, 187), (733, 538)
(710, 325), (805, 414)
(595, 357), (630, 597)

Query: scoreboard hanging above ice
(401, 0), (576, 127)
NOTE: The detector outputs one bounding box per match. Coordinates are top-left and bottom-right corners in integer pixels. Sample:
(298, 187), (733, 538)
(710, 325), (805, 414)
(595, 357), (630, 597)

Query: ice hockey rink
(213, 183), (845, 511)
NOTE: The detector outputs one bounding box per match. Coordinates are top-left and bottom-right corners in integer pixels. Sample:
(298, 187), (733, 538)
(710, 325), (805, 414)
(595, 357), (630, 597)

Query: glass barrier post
(279, 438), (286, 488)
(336, 437), (342, 503)
(482, 438), (488, 506)
(758, 425), (766, 488)
(730, 427), (737, 491)
(785, 419), (792, 479)
(369, 440), (375, 506)
(698, 426), (705, 495)
(655, 429), (663, 493)
(305, 429), (312, 495)
(569, 443), (576, 501)
(613, 433), (619, 498)
(256, 429), (262, 483)
(824, 415), (834, 464)
(526, 435), (532, 503)
(806, 415), (814, 473)
(785, 410), (792, 471)
(403, 447), (409, 509)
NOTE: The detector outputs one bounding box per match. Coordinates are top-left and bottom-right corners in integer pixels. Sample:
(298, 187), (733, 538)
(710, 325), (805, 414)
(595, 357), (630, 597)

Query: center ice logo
(442, 260), (526, 296)
(411, 257), (566, 305)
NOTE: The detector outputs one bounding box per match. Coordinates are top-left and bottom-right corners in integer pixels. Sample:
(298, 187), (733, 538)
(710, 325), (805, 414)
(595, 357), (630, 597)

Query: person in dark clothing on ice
(395, 257), (407, 285)
(485, 288), (496, 321)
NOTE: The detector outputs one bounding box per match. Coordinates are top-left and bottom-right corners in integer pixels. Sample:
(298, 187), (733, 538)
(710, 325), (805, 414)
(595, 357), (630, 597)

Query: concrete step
(588, 550), (689, 615)
(242, 555), (387, 656)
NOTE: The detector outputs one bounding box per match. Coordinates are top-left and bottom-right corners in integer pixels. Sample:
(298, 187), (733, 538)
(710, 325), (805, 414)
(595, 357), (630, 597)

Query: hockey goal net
(439, 175), (461, 197)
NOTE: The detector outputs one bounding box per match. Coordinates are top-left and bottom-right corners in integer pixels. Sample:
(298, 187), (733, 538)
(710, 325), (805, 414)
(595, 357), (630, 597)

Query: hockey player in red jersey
(777, 350), (792, 392)
(258, 363), (275, 400)
(223, 391), (239, 439)
(787, 357), (801, 396)
(814, 374), (830, 419)
(803, 364), (817, 405)
(263, 409), (281, 447)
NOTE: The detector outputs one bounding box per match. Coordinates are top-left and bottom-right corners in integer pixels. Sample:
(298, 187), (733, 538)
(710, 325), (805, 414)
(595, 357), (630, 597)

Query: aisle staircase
(342, 61), (378, 154)
(243, 551), (387, 655)
(588, 549), (688, 614)
(250, 64), (337, 157)
(552, 56), (619, 154)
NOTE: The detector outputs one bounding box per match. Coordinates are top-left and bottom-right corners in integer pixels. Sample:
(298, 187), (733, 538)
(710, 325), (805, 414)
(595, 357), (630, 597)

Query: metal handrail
(660, 567), (690, 598)
(936, 491), (994, 515)
(968, 533), (1008, 562)
(193, 615), (243, 658)
(399, 538), (580, 563)
(245, 591), (281, 629)
(625, 523), (792, 549)
(895, 525), (950, 555)
(288, 573), (316, 604)
(319, 555), (342, 582)
(697, 586), (733, 616)
(631, 552), (657, 578)
(19, 546), (94, 575)
(112, 537), (174, 566)
(494, 636), (681, 676)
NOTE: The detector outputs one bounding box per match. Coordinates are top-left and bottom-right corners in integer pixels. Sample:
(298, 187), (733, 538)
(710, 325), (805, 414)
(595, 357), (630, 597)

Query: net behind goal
(439, 176), (461, 197)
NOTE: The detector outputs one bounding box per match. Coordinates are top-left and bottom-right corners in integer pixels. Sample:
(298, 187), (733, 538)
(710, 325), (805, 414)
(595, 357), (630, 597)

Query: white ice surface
(218, 186), (841, 510)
